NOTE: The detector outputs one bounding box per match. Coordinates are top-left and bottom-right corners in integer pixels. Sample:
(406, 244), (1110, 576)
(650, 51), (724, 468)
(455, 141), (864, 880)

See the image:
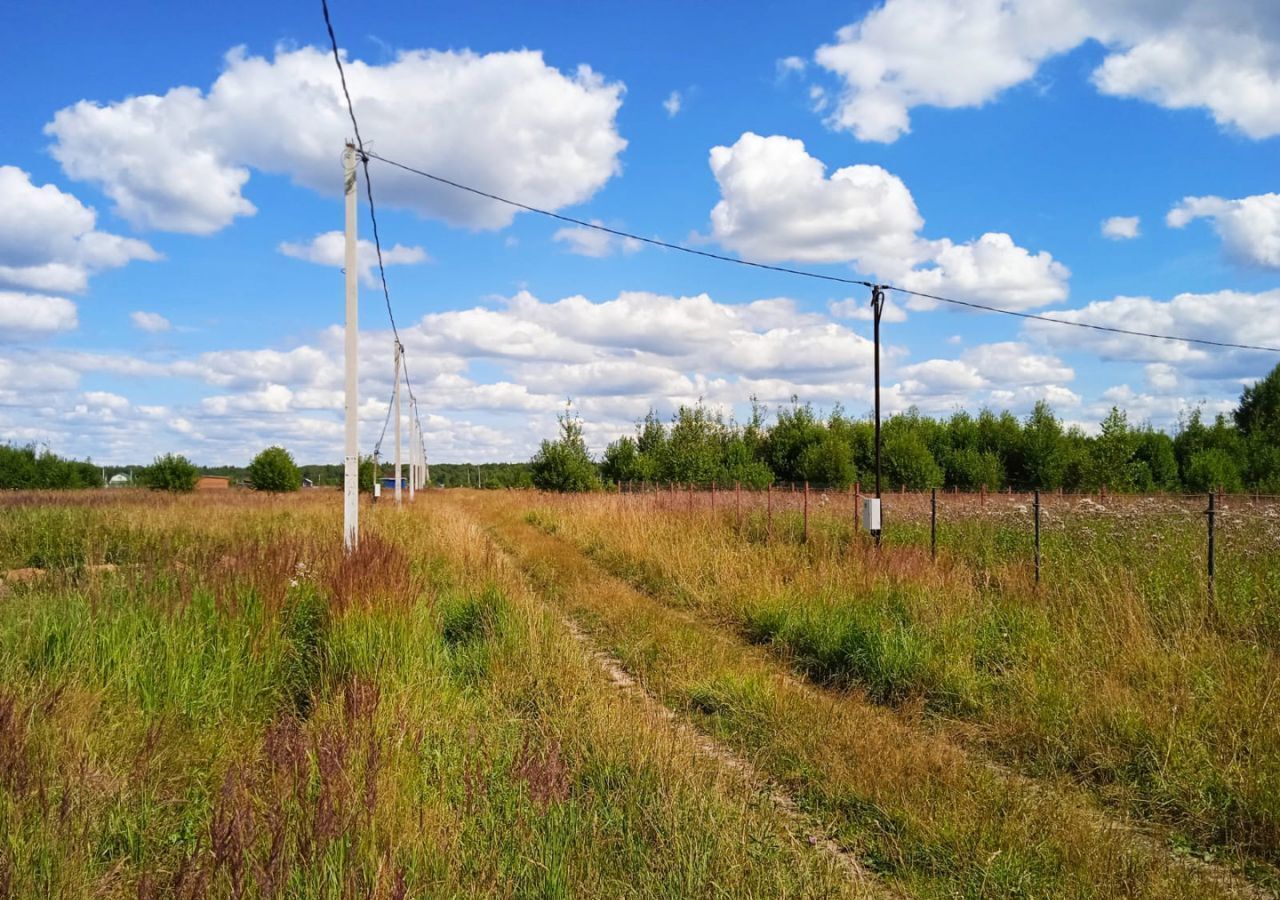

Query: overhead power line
(881, 286), (1280, 354)
(321, 0), (429, 446)
(360, 149), (1280, 355)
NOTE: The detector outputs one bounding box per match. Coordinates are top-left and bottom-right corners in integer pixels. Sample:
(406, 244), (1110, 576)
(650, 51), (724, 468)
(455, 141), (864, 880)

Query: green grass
(517, 491), (1280, 887)
(0, 493), (858, 898)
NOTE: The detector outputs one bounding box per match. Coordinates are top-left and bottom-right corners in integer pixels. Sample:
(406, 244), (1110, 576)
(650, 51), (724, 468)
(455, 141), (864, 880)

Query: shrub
(531, 407), (601, 492)
(248, 445), (302, 493)
(1183, 448), (1244, 493)
(140, 453), (199, 492)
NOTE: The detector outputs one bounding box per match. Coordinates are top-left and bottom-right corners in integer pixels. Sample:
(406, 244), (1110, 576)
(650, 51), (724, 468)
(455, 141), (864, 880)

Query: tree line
(531, 361), (1280, 494)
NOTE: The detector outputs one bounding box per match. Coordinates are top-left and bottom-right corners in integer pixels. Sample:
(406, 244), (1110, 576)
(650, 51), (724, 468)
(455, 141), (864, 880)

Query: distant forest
(531, 362), (1280, 494)
(6, 362), (1278, 494)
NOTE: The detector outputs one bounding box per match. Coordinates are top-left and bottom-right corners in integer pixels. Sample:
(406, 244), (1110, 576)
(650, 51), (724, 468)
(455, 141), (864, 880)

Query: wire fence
(605, 480), (1280, 599)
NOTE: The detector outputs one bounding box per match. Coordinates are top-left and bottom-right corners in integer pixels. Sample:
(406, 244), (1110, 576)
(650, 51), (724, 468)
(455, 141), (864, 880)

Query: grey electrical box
(862, 497), (881, 531)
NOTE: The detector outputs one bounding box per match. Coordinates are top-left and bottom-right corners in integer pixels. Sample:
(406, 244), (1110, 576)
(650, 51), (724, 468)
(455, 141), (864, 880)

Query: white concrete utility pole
(393, 340), (403, 505)
(342, 143), (359, 552)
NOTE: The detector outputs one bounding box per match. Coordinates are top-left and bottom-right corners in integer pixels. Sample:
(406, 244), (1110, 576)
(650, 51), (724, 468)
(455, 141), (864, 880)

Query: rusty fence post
(1033, 489), (1041, 585)
(1206, 491), (1216, 604)
(735, 480), (742, 530)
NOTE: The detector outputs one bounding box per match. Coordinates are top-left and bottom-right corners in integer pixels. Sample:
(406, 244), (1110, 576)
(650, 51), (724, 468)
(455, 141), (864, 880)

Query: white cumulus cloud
(813, 0), (1280, 143)
(1101, 216), (1141, 240)
(0, 167), (159, 294)
(1023, 288), (1280, 377)
(552, 221), (643, 258)
(707, 133), (1068, 309)
(663, 90), (682, 117)
(0, 292), (78, 340)
(45, 45), (626, 234)
(278, 230), (429, 285)
(130, 311), (171, 333)
(1166, 192), (1280, 269)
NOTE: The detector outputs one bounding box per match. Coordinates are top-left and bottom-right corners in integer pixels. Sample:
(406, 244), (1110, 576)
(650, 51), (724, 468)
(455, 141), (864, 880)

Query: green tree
(884, 431), (943, 489)
(946, 447), (1004, 491)
(658, 403), (725, 485)
(797, 431), (856, 487)
(1132, 429), (1179, 491)
(1184, 448), (1244, 493)
(141, 453), (199, 492)
(1235, 362), (1280, 445)
(1093, 407), (1138, 490)
(530, 406), (601, 492)
(601, 436), (649, 485)
(1019, 401), (1065, 489)
(248, 445), (302, 492)
(763, 400), (825, 483)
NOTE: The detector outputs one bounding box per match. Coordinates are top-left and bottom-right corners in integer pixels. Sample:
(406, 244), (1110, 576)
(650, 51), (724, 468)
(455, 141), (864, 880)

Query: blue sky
(1, 0), (1278, 464)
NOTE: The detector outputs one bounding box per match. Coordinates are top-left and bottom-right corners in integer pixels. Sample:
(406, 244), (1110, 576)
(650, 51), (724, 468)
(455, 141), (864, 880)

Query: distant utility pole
(394, 341), (403, 505)
(342, 142), (359, 552)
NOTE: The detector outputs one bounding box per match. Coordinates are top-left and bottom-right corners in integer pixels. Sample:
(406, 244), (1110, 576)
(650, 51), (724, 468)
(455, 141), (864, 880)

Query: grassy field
(0, 488), (1276, 897)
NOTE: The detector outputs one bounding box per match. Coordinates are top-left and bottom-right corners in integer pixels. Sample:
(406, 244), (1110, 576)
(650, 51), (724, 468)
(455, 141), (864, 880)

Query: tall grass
(519, 490), (1280, 883)
(0, 492), (856, 898)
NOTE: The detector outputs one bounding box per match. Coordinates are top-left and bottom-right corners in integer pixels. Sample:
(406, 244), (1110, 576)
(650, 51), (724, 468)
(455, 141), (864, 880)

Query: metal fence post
(735, 481), (742, 530)
(1033, 489), (1041, 585)
(853, 480), (860, 531)
(930, 487), (937, 560)
(1206, 491), (1216, 603)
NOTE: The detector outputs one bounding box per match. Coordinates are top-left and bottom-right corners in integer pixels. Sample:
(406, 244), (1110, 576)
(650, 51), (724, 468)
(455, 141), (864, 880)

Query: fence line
(605, 481), (1280, 602)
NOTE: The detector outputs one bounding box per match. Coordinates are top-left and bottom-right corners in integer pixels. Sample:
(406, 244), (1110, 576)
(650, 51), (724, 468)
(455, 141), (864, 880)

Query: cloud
(0, 293), (78, 340)
(1101, 215), (1141, 240)
(663, 90), (682, 117)
(1166, 192), (1280, 268)
(1023, 288), (1280, 377)
(130, 310), (171, 333)
(829, 295), (908, 323)
(46, 45), (626, 234)
(278, 230), (429, 285)
(813, 0), (1280, 143)
(896, 233), (1070, 310)
(776, 56), (807, 79)
(707, 133), (1068, 309)
(0, 167), (159, 294)
(552, 221), (643, 257)
(708, 133), (924, 267)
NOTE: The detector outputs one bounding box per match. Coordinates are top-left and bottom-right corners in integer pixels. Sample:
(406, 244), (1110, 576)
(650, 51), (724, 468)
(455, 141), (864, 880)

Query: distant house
(302, 477), (314, 488)
(108, 473), (130, 487)
(196, 476), (231, 491)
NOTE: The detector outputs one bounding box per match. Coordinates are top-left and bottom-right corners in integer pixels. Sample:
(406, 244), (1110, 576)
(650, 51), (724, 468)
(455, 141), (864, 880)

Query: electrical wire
(881, 285), (1280, 354)
(323, 0), (431, 450)
(362, 150), (875, 291)
(360, 149), (1280, 356)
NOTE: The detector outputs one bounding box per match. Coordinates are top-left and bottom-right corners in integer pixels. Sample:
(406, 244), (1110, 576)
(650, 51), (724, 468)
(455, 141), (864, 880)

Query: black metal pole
(871, 285), (884, 548)
(1033, 489), (1041, 584)
(1206, 491), (1216, 603)
(930, 487), (937, 560)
